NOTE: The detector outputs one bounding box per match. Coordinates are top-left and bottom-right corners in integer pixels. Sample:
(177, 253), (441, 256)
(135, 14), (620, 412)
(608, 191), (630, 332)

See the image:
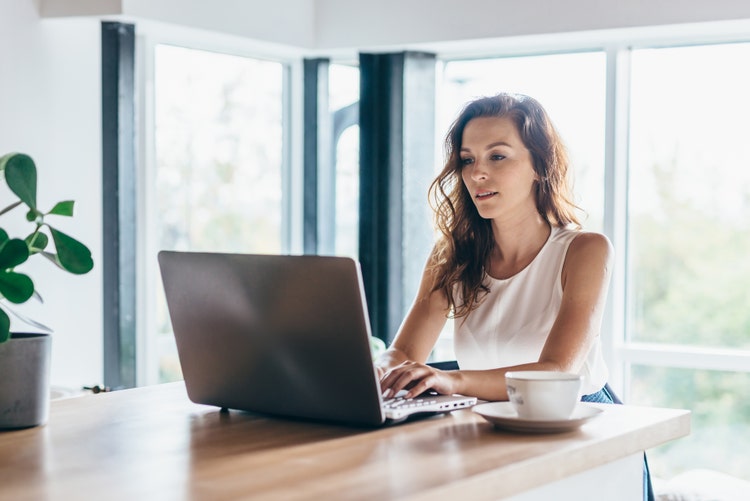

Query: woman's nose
(470, 161), (488, 181)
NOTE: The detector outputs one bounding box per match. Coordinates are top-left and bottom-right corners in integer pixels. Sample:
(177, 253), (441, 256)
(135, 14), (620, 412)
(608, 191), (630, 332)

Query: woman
(375, 93), (653, 501)
(376, 92), (612, 404)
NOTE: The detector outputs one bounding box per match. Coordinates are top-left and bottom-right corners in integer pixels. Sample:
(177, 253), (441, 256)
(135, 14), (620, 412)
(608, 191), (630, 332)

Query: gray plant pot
(0, 333), (52, 429)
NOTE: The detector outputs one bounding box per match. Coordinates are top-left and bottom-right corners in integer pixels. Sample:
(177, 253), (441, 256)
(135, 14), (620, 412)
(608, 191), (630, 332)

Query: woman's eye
(460, 157), (473, 166)
(490, 154), (505, 161)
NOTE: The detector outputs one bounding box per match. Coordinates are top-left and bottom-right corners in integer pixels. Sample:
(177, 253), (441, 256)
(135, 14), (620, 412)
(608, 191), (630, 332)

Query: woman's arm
(537, 231), (614, 372)
(379, 232), (614, 401)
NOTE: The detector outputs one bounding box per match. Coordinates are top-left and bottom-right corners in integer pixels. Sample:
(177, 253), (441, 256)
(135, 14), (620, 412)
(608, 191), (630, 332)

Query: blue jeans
(582, 384), (655, 501)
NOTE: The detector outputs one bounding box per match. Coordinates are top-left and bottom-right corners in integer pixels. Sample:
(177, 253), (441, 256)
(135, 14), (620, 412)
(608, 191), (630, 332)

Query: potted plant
(0, 152), (93, 429)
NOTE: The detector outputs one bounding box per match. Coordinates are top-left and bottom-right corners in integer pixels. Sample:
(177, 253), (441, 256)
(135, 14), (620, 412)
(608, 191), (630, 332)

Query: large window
(626, 42), (750, 479)
(149, 44), (286, 383)
(628, 43), (750, 350)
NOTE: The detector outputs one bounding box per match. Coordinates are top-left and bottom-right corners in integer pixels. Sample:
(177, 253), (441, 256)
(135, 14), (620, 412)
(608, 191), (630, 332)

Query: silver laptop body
(158, 251), (477, 426)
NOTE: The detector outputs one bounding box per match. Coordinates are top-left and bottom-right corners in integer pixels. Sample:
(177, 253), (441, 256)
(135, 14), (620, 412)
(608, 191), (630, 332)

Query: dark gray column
(101, 21), (136, 389)
(359, 52), (436, 343)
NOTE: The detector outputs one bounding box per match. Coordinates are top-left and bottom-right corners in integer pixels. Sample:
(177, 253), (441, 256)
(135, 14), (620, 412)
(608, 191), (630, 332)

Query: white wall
(1, 0), (103, 389)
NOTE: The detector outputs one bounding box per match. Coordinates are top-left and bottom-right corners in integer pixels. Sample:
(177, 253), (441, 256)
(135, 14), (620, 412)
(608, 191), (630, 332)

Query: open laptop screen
(158, 251), (387, 426)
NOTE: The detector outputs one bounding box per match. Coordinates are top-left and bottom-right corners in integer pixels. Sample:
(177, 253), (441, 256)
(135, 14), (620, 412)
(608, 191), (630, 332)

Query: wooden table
(0, 382), (690, 500)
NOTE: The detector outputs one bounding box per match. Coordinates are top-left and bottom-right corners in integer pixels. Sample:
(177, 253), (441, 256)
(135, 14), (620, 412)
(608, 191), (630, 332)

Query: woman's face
(459, 116), (538, 222)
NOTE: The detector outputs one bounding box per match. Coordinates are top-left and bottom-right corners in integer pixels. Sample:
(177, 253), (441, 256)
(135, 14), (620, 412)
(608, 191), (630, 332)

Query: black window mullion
(101, 21), (137, 389)
(359, 52), (436, 344)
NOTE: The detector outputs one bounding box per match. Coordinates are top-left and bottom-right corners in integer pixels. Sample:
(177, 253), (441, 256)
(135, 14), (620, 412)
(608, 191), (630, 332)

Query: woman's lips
(475, 191), (498, 200)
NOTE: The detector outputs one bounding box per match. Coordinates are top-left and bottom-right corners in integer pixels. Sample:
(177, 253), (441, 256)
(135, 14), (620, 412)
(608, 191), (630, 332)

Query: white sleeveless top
(453, 226), (608, 395)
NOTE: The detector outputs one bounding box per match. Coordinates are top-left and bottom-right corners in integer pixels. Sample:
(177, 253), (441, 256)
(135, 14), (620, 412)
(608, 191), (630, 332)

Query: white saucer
(473, 402), (603, 433)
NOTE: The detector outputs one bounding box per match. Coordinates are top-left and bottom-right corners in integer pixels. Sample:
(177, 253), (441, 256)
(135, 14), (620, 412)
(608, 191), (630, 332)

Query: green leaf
(49, 227), (93, 274)
(0, 229), (8, 247)
(0, 238), (30, 269)
(26, 231), (49, 252)
(0, 308), (10, 343)
(3, 153), (37, 210)
(48, 200), (75, 217)
(0, 271), (35, 304)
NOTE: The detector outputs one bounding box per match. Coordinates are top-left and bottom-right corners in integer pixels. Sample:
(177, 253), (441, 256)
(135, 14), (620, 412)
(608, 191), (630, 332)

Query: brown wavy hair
(428, 93), (581, 318)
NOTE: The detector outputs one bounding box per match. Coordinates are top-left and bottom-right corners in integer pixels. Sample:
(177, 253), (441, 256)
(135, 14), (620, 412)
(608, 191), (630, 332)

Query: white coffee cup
(505, 371), (583, 420)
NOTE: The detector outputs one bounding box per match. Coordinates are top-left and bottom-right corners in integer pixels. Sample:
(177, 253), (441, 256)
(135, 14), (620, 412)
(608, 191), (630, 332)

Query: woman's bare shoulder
(567, 231), (614, 266)
(569, 230), (612, 248)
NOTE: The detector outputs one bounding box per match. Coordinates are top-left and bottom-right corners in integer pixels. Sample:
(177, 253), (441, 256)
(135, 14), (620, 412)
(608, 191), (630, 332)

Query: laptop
(157, 251), (477, 426)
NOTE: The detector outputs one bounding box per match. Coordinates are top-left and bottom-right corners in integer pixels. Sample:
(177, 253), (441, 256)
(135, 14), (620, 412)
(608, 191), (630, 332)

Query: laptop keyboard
(382, 390), (477, 421)
(382, 395), (438, 410)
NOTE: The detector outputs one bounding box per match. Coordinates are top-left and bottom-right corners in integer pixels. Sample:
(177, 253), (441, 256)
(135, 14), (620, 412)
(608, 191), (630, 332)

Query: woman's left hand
(379, 361), (459, 399)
